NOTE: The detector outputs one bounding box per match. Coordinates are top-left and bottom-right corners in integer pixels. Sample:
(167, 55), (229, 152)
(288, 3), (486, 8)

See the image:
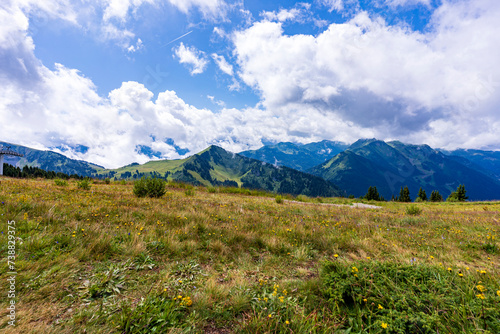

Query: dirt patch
(284, 200), (381, 210)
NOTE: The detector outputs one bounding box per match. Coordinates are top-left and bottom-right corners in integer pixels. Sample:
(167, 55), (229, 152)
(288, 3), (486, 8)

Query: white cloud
(103, 0), (154, 22)
(262, 8), (304, 22)
(173, 42), (208, 75)
(127, 38), (143, 52)
(211, 53), (233, 75)
(233, 0), (500, 149)
(167, 0), (227, 20)
(320, 0), (347, 12)
(207, 94), (226, 107)
(383, 0), (431, 8)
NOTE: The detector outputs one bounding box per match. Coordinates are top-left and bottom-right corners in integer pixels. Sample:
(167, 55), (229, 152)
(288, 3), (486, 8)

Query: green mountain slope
(309, 139), (500, 201)
(443, 149), (500, 181)
(239, 140), (349, 171)
(0, 141), (103, 176)
(101, 145), (343, 197)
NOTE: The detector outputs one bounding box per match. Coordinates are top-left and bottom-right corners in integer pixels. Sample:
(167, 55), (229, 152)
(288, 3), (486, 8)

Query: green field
(0, 177), (499, 333)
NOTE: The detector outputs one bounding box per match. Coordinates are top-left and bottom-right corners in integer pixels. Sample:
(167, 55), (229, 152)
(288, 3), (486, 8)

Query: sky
(1, 0), (499, 168)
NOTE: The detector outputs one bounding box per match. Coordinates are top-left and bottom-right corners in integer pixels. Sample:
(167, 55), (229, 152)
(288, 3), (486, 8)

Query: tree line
(2, 164), (82, 180)
(361, 184), (468, 202)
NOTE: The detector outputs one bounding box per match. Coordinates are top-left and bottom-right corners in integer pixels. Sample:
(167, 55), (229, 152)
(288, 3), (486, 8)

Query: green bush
(133, 177), (166, 198)
(104, 178), (111, 184)
(275, 195), (284, 204)
(405, 204), (422, 215)
(54, 179), (68, 186)
(207, 187), (217, 193)
(77, 178), (91, 190)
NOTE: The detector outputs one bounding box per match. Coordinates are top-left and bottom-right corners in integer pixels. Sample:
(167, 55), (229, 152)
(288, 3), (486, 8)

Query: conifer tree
(417, 187), (427, 201)
(430, 190), (443, 202)
(399, 186), (411, 202)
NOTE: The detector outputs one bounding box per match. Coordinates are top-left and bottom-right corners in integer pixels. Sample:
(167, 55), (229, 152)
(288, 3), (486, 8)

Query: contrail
(162, 30), (193, 47)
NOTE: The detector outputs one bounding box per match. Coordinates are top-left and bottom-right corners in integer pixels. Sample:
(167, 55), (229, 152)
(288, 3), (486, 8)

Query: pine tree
(447, 184), (468, 202)
(365, 186), (381, 201)
(399, 186), (411, 202)
(430, 190), (443, 202)
(417, 187), (427, 201)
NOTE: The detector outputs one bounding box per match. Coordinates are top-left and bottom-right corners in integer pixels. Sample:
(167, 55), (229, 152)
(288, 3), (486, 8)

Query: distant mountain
(239, 140), (349, 171)
(308, 139), (500, 201)
(0, 141), (103, 176)
(100, 145), (343, 197)
(442, 149), (500, 181)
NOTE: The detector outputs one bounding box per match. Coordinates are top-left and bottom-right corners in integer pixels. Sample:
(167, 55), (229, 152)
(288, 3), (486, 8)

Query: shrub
(184, 189), (195, 196)
(133, 177), (166, 198)
(405, 204), (421, 215)
(207, 187), (217, 193)
(104, 178), (111, 184)
(77, 178), (91, 190)
(54, 179), (68, 186)
(275, 195), (284, 204)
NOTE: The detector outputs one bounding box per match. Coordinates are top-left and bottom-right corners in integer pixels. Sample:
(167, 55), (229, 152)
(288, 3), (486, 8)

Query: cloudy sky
(1, 0), (499, 168)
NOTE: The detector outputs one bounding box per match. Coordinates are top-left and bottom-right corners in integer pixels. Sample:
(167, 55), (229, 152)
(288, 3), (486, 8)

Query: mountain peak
(347, 138), (379, 150)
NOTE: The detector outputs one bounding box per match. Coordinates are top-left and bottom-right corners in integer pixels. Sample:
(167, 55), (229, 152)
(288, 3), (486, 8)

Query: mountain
(238, 140), (349, 171)
(100, 145), (343, 197)
(308, 139), (500, 201)
(0, 141), (103, 176)
(442, 149), (500, 181)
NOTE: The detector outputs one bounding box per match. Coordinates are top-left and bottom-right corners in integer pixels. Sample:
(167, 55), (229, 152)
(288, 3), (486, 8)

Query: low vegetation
(0, 177), (499, 333)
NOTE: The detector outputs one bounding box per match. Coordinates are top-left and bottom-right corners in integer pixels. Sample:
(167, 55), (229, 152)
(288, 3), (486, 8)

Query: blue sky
(1, 0), (499, 168)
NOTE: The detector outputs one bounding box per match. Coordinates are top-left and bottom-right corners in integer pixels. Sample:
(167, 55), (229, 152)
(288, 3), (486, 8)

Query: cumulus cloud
(173, 42), (208, 75)
(233, 0), (500, 149)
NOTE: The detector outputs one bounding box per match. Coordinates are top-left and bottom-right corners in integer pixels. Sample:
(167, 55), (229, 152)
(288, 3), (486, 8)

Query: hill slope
(239, 140), (348, 171)
(0, 141), (103, 176)
(102, 145), (343, 197)
(309, 139), (500, 201)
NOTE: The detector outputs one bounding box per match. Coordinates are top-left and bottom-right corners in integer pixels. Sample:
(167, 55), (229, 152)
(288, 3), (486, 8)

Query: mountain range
(97, 145), (342, 197)
(2, 139), (500, 201)
(239, 140), (349, 171)
(0, 141), (103, 176)
(308, 139), (500, 201)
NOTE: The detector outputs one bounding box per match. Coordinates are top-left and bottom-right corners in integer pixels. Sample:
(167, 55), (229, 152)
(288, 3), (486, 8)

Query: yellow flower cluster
(173, 295), (193, 306)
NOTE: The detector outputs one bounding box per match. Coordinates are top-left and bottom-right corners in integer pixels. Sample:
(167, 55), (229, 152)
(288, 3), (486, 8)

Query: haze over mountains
(2, 139), (500, 201)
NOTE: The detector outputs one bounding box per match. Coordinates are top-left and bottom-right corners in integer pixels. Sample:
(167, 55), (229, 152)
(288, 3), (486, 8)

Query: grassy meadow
(0, 177), (499, 333)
